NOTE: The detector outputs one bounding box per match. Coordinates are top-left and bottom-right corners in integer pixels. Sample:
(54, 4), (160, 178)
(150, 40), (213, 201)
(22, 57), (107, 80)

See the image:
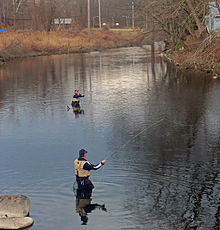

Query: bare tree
(140, 0), (210, 48)
(0, 0), (10, 26)
(12, 0), (27, 31)
(31, 0), (59, 31)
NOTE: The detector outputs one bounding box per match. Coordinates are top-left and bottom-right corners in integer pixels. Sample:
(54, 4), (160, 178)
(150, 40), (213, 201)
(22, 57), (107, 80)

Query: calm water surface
(0, 47), (220, 230)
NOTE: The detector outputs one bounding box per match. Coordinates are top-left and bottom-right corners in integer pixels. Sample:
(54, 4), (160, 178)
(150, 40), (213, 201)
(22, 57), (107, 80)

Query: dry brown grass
(0, 30), (143, 62)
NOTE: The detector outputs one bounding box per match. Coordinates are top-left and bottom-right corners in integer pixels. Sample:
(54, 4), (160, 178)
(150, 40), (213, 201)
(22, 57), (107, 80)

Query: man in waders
(74, 149), (106, 191)
(71, 90), (85, 107)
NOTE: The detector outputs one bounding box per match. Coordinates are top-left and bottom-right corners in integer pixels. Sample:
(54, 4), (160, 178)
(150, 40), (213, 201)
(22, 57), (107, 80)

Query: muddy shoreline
(162, 35), (220, 78)
(162, 52), (220, 79)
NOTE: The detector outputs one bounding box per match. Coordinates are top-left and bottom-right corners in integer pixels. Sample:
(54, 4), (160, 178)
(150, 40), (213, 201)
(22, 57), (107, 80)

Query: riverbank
(164, 34), (220, 77)
(0, 29), (143, 65)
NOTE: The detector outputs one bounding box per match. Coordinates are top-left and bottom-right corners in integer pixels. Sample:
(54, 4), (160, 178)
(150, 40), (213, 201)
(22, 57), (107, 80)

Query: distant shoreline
(1, 30), (219, 78)
(0, 29), (144, 66)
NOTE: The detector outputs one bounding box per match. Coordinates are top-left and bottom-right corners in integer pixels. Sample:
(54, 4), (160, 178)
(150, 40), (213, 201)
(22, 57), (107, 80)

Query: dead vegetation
(0, 30), (143, 64)
(166, 34), (220, 75)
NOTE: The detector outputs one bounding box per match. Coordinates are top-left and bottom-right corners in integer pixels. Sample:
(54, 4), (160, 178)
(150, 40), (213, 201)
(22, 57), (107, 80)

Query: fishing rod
(103, 116), (193, 161)
(95, 118), (165, 186)
(104, 117), (165, 160)
(96, 116), (194, 186)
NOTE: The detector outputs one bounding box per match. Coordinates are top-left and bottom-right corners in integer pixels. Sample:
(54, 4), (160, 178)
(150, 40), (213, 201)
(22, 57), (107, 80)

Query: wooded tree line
(0, 0), (144, 31)
(0, 0), (77, 31)
(0, 0), (219, 46)
(140, 0), (220, 47)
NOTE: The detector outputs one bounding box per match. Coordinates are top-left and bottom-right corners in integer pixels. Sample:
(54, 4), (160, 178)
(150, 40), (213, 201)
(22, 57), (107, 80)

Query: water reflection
(72, 105), (85, 119)
(106, 66), (220, 229)
(0, 47), (220, 230)
(75, 188), (107, 225)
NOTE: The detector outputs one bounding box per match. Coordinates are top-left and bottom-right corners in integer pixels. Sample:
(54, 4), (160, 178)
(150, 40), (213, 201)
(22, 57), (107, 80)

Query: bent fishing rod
(103, 116), (193, 161)
(104, 117), (164, 161)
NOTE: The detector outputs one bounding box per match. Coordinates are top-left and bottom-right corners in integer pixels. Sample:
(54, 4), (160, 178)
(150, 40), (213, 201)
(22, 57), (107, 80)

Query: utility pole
(88, 0), (91, 35)
(98, 0), (102, 30)
(132, 1), (135, 29)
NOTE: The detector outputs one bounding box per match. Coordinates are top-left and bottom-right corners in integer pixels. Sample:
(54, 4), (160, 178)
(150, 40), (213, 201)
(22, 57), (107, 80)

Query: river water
(0, 47), (220, 230)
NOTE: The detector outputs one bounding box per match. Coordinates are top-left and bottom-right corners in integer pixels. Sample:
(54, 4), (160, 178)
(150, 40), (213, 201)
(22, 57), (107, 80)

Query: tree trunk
(13, 3), (16, 31)
(185, 0), (204, 37)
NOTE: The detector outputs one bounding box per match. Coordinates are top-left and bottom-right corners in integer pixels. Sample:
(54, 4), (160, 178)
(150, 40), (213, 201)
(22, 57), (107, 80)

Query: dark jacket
(73, 94), (84, 98)
(77, 157), (103, 171)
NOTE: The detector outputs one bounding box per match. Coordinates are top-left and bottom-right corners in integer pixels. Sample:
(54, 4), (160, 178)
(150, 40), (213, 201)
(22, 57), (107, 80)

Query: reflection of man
(74, 149), (106, 191)
(71, 89), (85, 107)
(72, 105), (84, 119)
(76, 188), (107, 225)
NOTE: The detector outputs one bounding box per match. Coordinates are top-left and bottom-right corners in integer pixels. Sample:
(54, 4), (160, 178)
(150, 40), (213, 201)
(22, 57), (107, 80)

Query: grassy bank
(0, 29), (144, 64)
(165, 34), (220, 77)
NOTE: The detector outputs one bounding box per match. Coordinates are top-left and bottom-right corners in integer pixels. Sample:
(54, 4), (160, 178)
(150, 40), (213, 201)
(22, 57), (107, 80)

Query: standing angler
(72, 89), (85, 107)
(74, 149), (106, 191)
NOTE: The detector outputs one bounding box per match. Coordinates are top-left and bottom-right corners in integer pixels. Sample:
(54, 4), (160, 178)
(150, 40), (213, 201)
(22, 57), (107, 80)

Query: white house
(53, 18), (72, 25)
(205, 1), (220, 32)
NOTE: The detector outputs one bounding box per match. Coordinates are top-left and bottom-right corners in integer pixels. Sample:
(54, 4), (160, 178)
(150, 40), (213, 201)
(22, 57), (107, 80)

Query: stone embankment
(0, 195), (34, 229)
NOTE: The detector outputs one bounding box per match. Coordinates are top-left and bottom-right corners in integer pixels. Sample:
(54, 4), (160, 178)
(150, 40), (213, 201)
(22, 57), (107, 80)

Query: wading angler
(74, 149), (106, 191)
